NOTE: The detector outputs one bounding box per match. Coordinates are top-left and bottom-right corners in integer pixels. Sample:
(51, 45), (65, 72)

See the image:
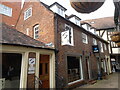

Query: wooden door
(39, 54), (49, 88)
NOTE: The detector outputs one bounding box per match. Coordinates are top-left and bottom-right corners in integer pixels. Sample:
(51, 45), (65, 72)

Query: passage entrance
(2, 53), (22, 88)
(39, 54), (49, 88)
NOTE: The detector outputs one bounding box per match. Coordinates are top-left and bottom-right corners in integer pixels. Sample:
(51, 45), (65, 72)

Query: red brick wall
(16, 1), (55, 46)
(0, 1), (21, 27)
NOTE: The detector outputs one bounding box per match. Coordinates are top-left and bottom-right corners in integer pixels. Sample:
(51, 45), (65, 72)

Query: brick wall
(16, 1), (55, 46)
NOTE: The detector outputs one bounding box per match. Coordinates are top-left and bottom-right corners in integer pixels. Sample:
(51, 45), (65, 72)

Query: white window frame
(68, 56), (83, 85)
(104, 43), (107, 50)
(100, 41), (104, 52)
(24, 7), (32, 20)
(61, 24), (74, 46)
(93, 38), (97, 45)
(33, 25), (39, 39)
(75, 17), (80, 26)
(0, 4), (12, 17)
(82, 33), (88, 44)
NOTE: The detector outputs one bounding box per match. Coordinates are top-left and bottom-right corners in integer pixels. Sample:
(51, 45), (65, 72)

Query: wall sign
(92, 45), (99, 53)
(28, 58), (36, 74)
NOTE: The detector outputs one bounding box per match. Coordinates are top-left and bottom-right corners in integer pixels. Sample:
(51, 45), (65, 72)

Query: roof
(66, 14), (81, 20)
(81, 17), (116, 30)
(0, 23), (54, 50)
(49, 2), (67, 11)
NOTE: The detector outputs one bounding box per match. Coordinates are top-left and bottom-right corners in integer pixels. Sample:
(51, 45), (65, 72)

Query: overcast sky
(22, 0), (115, 20)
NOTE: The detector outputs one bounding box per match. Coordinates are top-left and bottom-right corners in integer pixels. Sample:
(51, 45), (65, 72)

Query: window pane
(67, 56), (82, 83)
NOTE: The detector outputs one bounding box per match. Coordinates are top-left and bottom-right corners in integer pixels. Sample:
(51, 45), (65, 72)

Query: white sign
(28, 58), (36, 74)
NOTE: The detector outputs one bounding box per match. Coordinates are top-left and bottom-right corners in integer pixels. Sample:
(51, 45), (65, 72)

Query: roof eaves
(49, 2), (67, 11)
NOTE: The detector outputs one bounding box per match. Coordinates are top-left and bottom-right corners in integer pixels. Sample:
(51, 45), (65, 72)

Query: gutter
(0, 43), (57, 52)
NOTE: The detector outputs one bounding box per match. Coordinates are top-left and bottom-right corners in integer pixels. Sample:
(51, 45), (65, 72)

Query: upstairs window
(57, 6), (64, 17)
(75, 17), (80, 26)
(93, 38), (97, 45)
(0, 4), (12, 17)
(99, 41), (103, 52)
(82, 33), (88, 44)
(104, 43), (107, 50)
(33, 25), (39, 39)
(61, 24), (74, 46)
(24, 7), (32, 20)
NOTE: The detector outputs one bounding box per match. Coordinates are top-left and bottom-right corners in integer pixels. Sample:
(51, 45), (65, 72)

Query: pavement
(74, 72), (119, 89)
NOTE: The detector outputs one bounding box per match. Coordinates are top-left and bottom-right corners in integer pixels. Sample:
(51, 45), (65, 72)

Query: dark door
(85, 58), (89, 80)
(39, 54), (49, 88)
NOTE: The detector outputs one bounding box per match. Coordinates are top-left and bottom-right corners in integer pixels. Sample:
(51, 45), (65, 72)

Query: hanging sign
(92, 45), (99, 53)
(28, 58), (36, 74)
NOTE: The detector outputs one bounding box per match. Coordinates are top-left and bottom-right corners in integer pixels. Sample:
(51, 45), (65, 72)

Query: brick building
(15, 0), (112, 88)
(81, 17), (120, 71)
(0, 0), (55, 89)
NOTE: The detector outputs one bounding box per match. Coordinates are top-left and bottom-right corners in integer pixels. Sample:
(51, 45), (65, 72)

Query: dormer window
(82, 24), (91, 31)
(50, 2), (67, 17)
(68, 15), (81, 26)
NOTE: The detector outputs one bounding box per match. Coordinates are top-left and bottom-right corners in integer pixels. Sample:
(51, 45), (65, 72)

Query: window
(82, 24), (87, 30)
(61, 24), (74, 46)
(93, 38), (97, 45)
(104, 43), (107, 50)
(24, 7), (32, 20)
(75, 17), (80, 26)
(33, 25), (39, 39)
(99, 41), (103, 52)
(0, 4), (12, 17)
(82, 33), (88, 44)
(57, 6), (64, 17)
(67, 56), (83, 83)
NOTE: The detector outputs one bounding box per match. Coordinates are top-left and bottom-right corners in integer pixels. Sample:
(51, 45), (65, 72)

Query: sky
(23, 0), (115, 20)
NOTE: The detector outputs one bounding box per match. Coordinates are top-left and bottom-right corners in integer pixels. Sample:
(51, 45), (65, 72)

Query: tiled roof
(0, 23), (50, 49)
(81, 17), (116, 30)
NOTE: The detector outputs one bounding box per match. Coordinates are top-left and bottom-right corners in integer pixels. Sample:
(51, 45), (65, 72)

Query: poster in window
(28, 58), (36, 74)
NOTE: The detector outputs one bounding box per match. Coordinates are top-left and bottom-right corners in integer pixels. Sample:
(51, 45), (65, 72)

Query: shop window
(24, 7), (32, 20)
(33, 24), (39, 39)
(67, 56), (83, 83)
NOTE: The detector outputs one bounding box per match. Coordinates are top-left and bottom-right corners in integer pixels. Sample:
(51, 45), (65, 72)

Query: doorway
(85, 57), (91, 80)
(2, 53), (22, 88)
(39, 54), (49, 88)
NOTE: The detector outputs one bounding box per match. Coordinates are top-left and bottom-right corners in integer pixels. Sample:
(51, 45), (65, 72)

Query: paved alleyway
(74, 72), (119, 89)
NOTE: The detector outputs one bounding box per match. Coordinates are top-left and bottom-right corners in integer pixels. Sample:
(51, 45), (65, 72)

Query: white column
(35, 52), (40, 89)
(50, 53), (55, 88)
(20, 52), (29, 89)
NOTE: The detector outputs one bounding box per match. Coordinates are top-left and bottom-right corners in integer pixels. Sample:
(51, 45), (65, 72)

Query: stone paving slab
(74, 72), (119, 89)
